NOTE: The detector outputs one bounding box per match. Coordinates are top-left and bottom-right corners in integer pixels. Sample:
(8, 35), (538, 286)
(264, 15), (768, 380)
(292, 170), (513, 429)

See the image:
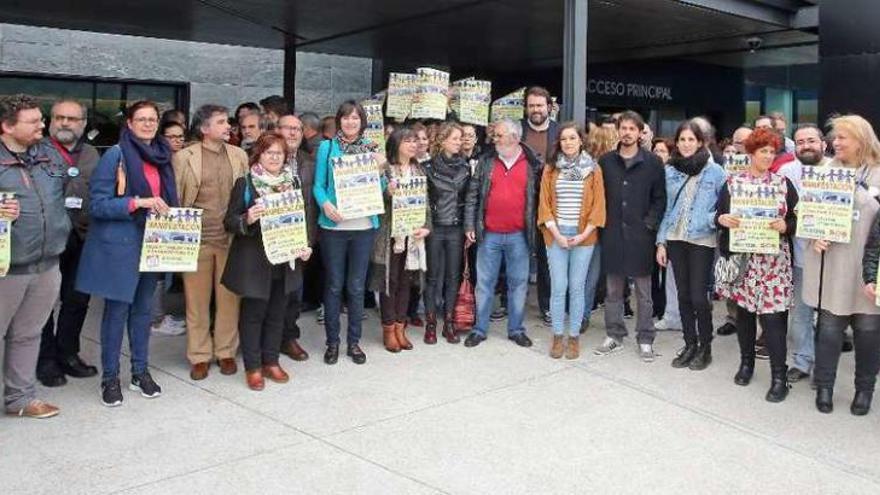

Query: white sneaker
(594, 337), (624, 356)
(654, 318), (681, 331)
(151, 315), (186, 336)
(639, 344), (656, 363)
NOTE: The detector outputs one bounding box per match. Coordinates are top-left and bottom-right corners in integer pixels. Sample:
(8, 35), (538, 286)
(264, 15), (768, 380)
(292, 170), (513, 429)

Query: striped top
(555, 175), (585, 227)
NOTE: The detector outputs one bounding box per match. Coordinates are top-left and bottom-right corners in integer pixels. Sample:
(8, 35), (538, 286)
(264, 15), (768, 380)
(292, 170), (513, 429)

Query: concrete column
(562, 0), (588, 125)
(283, 36), (297, 106)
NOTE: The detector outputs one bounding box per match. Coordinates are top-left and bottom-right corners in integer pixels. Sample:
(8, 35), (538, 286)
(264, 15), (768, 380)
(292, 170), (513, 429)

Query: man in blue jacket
(0, 94), (70, 419)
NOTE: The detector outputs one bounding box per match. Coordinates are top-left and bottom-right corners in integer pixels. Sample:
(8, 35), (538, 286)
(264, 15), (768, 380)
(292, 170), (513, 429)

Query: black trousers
(301, 243), (324, 309)
(736, 306), (788, 373)
(651, 265), (666, 318)
(667, 241), (714, 347)
(814, 311), (880, 392)
(239, 276), (286, 371)
(536, 239), (550, 314)
(380, 251), (416, 325)
(283, 286), (304, 342)
(424, 225), (464, 316)
(39, 232), (91, 364)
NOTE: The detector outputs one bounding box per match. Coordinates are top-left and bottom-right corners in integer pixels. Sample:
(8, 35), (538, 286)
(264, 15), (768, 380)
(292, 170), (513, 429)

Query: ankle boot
(565, 336), (580, 360)
(382, 323), (401, 353)
(424, 313), (438, 345)
(671, 344), (698, 369)
(815, 387), (833, 413)
(734, 357), (755, 386)
(765, 367), (790, 403)
(442, 314), (460, 344)
(851, 390), (873, 416)
(395, 321), (413, 350)
(688, 345), (712, 371)
(549, 335), (564, 359)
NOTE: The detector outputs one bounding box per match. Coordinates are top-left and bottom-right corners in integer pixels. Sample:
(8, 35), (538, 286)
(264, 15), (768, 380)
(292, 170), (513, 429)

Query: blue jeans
(473, 231), (530, 337)
(101, 273), (158, 381)
(547, 226), (595, 336)
(790, 266), (816, 373)
(582, 243), (602, 323)
(320, 228), (377, 346)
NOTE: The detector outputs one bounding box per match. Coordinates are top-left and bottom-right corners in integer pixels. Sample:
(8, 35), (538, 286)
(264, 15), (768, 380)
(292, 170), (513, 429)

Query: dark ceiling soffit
(197, 0), (307, 41)
(676, 0), (793, 27)
(293, 0), (495, 49)
(792, 5), (818, 29)
(597, 39), (817, 64)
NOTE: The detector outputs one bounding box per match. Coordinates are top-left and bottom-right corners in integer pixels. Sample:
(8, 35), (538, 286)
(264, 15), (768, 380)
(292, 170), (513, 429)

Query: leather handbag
(452, 246), (476, 333)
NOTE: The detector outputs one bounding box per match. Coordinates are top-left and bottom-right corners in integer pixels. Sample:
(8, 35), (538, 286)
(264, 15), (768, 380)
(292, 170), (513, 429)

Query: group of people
(2, 85), (880, 421)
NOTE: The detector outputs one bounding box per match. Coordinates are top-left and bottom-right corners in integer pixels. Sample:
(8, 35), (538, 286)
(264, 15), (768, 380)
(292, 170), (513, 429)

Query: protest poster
(458, 79), (492, 127)
(724, 154), (750, 175)
(139, 207), (202, 272)
(386, 73), (416, 122)
(491, 87), (525, 122)
(0, 192), (12, 277)
(259, 189), (309, 265)
(331, 153), (385, 219)
(363, 102), (386, 153)
(410, 67), (450, 120)
(391, 175), (428, 237)
(448, 77), (474, 117)
(728, 179), (782, 254)
(796, 166), (857, 243)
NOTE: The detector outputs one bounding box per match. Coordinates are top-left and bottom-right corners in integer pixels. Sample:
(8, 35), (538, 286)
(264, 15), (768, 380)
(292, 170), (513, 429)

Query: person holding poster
(0, 94), (70, 419)
(538, 123), (605, 360)
(655, 121), (726, 370)
(369, 128), (430, 352)
(221, 134), (311, 391)
(809, 115), (880, 415)
(715, 128), (798, 403)
(76, 101), (178, 407)
(313, 100), (386, 365)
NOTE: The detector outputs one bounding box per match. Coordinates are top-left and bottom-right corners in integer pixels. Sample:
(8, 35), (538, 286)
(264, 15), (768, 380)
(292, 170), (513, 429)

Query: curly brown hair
(429, 122), (463, 156)
(0, 94), (40, 129)
(743, 127), (781, 155)
(249, 133), (289, 166)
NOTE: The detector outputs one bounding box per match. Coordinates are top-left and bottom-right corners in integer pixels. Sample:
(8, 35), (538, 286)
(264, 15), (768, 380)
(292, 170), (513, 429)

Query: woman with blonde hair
(586, 126), (618, 159)
(810, 114), (880, 415)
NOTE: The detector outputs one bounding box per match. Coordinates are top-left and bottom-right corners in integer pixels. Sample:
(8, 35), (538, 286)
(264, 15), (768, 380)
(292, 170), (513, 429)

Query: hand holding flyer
(259, 190), (309, 265)
(139, 207), (203, 272)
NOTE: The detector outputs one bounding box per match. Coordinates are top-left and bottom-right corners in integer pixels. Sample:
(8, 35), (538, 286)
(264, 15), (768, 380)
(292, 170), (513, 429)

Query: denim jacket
(656, 161), (726, 245)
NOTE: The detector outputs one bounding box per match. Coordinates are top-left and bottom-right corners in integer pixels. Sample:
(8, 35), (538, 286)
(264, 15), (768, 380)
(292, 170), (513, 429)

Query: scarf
(555, 150), (595, 181)
(119, 128), (177, 206)
(335, 131), (378, 155)
(670, 147), (710, 177)
(250, 162), (295, 197)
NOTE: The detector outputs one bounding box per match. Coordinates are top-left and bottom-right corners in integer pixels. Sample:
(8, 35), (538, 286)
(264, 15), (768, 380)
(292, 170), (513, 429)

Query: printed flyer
(139, 208), (202, 272)
(331, 153), (385, 219)
(724, 154), (751, 175)
(728, 179), (782, 254)
(0, 192), (13, 277)
(410, 67), (450, 120)
(259, 190), (309, 265)
(448, 77), (474, 117)
(458, 79), (492, 126)
(796, 166), (856, 243)
(491, 87), (525, 122)
(391, 175), (428, 237)
(363, 102), (386, 153)
(386, 72), (416, 121)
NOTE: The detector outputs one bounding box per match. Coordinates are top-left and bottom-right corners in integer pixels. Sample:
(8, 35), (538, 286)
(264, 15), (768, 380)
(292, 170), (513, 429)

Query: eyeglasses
(132, 117), (159, 125)
(262, 151), (285, 157)
(52, 114), (85, 123)
(18, 118), (44, 126)
(164, 134), (185, 140)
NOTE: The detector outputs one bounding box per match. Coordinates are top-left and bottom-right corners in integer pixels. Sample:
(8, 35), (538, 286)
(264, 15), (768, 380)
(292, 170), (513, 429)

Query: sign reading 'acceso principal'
(587, 79), (673, 102)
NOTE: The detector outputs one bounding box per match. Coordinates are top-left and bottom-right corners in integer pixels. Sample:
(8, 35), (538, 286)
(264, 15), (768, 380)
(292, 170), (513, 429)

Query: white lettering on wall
(587, 79), (673, 102)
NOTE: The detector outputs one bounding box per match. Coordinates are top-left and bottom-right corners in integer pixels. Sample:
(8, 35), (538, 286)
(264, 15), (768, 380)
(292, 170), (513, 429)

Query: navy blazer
(76, 145), (171, 303)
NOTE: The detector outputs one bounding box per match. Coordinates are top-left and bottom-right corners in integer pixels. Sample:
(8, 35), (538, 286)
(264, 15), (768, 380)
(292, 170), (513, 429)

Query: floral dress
(716, 172), (794, 314)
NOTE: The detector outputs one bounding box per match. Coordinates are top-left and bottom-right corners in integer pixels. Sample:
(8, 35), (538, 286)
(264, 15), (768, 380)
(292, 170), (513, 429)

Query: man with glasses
(36, 99), (100, 387)
(0, 94), (71, 418)
(173, 104), (248, 381)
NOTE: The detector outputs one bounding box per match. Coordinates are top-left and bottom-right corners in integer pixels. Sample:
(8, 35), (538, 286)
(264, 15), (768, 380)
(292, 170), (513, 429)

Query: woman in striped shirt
(537, 123), (606, 359)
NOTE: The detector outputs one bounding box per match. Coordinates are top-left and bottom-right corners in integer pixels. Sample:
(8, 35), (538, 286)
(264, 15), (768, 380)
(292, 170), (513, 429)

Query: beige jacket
(172, 142), (248, 208)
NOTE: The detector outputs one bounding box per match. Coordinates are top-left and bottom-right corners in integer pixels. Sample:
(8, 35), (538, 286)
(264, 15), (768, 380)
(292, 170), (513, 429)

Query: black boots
(765, 367), (789, 403)
(423, 313), (438, 345)
(688, 345), (712, 371)
(442, 313), (460, 344)
(851, 391), (873, 416)
(816, 388), (833, 413)
(671, 344), (697, 368)
(734, 358), (755, 386)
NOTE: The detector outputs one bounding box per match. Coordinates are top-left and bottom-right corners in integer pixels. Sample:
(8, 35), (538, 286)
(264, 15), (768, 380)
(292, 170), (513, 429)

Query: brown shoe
(442, 313), (461, 344)
(190, 362), (209, 380)
(246, 370), (265, 391)
(261, 364), (290, 383)
(550, 335), (564, 359)
(383, 323), (401, 353)
(218, 358), (238, 375)
(281, 339), (309, 361)
(565, 336), (580, 360)
(424, 313), (438, 345)
(6, 399), (60, 419)
(395, 321), (413, 350)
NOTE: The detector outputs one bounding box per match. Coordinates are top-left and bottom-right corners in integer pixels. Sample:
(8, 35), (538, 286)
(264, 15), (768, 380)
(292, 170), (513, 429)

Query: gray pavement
(3, 295), (880, 494)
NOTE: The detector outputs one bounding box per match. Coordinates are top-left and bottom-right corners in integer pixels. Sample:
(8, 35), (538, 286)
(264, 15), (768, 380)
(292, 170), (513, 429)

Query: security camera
(747, 37), (763, 52)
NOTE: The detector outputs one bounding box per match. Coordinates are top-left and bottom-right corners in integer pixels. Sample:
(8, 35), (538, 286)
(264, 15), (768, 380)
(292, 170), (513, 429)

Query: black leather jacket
(864, 209), (880, 284)
(424, 153), (471, 227)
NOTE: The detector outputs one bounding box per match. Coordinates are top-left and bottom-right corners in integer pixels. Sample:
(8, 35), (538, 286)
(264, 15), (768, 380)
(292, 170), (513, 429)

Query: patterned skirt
(717, 243), (793, 315)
